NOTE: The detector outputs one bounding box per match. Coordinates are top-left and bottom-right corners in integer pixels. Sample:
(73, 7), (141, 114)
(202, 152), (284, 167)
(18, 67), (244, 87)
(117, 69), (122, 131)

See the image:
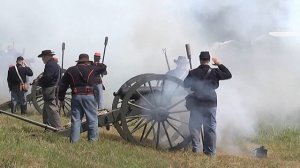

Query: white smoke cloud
(0, 0), (299, 154)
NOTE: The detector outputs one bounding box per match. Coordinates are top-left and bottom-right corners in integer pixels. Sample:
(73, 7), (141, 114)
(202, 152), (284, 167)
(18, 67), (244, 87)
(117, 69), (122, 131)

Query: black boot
(21, 105), (27, 115)
(11, 104), (17, 114)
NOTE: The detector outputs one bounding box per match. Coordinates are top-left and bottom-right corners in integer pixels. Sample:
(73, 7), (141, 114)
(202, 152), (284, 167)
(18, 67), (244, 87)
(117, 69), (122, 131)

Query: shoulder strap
(15, 66), (24, 84)
(76, 65), (87, 83)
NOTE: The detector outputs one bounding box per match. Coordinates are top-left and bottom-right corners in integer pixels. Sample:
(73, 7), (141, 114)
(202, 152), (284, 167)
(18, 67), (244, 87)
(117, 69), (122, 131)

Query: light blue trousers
(70, 95), (98, 143)
(93, 84), (104, 110)
(189, 107), (217, 155)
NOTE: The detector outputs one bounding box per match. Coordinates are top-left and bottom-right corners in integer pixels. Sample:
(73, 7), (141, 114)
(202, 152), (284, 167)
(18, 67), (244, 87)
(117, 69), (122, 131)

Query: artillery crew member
(93, 52), (107, 110)
(166, 56), (189, 80)
(7, 56), (33, 114)
(37, 50), (62, 130)
(58, 54), (107, 143)
(183, 51), (232, 156)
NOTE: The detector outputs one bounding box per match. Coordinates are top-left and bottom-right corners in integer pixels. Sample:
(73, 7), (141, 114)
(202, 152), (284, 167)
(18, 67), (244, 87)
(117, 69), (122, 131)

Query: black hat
(16, 56), (24, 61)
(199, 51), (210, 60)
(76, 54), (93, 63)
(38, 50), (55, 57)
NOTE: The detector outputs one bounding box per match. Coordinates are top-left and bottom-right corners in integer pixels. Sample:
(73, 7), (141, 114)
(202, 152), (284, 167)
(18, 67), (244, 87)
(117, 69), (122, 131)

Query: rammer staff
(102, 37), (108, 63)
(61, 42), (65, 70)
(162, 48), (170, 71)
(185, 44), (192, 69)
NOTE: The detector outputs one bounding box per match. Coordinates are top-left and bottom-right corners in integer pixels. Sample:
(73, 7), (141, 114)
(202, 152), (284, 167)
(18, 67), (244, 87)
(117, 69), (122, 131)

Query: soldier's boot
(21, 105), (27, 115)
(11, 104), (17, 114)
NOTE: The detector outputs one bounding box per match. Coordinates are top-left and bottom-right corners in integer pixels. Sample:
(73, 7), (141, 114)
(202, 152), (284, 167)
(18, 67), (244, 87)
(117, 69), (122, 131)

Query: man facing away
(36, 50), (62, 130)
(183, 51), (232, 156)
(92, 52), (107, 110)
(7, 56), (33, 114)
(58, 54), (106, 143)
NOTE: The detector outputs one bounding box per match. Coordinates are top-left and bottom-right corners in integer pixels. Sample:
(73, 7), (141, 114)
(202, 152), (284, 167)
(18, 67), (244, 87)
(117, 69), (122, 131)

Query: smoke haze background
(1, 0), (299, 154)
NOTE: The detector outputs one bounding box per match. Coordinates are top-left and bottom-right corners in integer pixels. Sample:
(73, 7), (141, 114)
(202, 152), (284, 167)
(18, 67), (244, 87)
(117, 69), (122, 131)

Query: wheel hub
(151, 107), (169, 122)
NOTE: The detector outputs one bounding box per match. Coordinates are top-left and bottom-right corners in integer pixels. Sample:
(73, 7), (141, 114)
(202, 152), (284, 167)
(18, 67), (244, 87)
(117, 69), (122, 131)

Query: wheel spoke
(147, 81), (158, 106)
(142, 121), (156, 142)
(65, 100), (71, 107)
(168, 110), (189, 114)
(37, 98), (43, 103)
(162, 121), (173, 148)
(140, 122), (148, 142)
(156, 122), (161, 149)
(64, 105), (70, 112)
(65, 97), (72, 101)
(131, 119), (152, 134)
(128, 101), (151, 111)
(38, 102), (44, 107)
(166, 98), (186, 111)
(155, 80), (160, 88)
(126, 114), (149, 119)
(126, 117), (139, 123)
(166, 119), (185, 139)
(130, 118), (145, 133)
(128, 117), (142, 127)
(160, 80), (165, 98)
(168, 116), (188, 125)
(135, 90), (155, 109)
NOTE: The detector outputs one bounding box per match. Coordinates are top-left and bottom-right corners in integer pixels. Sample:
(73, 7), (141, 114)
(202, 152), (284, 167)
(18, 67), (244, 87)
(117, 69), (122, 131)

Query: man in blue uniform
(7, 56), (33, 114)
(58, 54), (106, 143)
(184, 51), (232, 156)
(37, 50), (62, 129)
(93, 52), (106, 110)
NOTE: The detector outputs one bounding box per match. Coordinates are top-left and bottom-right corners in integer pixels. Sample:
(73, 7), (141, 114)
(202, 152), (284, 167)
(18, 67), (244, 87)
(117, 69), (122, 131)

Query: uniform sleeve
(38, 62), (57, 86)
(25, 67), (33, 77)
(94, 63), (107, 76)
(58, 70), (71, 101)
(215, 64), (232, 80)
(7, 69), (12, 90)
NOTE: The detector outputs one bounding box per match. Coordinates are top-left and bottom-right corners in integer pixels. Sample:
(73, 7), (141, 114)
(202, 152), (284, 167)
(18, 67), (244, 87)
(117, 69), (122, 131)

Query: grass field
(0, 112), (299, 168)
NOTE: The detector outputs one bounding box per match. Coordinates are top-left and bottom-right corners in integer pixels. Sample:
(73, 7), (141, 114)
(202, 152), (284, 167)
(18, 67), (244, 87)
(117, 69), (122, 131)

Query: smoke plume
(0, 0), (299, 154)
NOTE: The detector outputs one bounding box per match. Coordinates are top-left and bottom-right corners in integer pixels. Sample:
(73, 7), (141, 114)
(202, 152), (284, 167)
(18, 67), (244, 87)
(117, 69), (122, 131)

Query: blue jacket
(7, 63), (33, 91)
(38, 58), (60, 88)
(184, 64), (232, 107)
(58, 62), (106, 101)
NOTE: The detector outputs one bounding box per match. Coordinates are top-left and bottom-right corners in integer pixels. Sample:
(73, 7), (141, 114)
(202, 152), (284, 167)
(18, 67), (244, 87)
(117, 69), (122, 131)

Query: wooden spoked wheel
(112, 73), (154, 139)
(31, 73), (72, 116)
(119, 74), (191, 150)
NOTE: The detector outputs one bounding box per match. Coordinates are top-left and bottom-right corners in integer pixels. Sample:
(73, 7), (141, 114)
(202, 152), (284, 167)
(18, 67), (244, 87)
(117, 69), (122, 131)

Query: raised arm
(212, 57), (232, 80)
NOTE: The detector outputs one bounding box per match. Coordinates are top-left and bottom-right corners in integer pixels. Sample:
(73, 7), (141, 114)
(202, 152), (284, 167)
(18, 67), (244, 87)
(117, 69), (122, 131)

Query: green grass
(0, 113), (299, 168)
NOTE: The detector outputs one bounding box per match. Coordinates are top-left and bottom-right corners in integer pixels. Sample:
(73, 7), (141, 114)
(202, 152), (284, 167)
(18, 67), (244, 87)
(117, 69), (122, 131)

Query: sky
(0, 0), (299, 154)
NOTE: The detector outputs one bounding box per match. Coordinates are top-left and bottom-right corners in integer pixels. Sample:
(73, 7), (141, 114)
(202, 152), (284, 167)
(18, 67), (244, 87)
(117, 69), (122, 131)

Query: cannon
(0, 73), (191, 150)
